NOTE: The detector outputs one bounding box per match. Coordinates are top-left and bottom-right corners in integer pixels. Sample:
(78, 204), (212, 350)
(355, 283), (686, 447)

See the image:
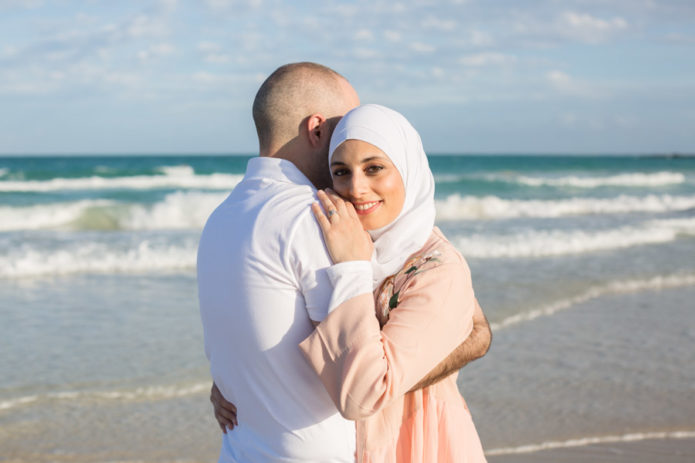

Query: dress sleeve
(299, 258), (475, 420)
(290, 210), (374, 322)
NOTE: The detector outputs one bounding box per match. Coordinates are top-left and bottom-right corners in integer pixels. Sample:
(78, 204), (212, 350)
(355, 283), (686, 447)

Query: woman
(212, 104), (487, 462)
(301, 104), (486, 462)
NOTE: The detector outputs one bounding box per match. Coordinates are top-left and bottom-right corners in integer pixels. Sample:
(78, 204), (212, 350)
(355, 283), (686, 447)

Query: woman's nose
(349, 173), (368, 196)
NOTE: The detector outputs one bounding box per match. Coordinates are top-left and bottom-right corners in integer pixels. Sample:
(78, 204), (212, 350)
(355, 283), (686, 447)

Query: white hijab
(329, 104), (436, 286)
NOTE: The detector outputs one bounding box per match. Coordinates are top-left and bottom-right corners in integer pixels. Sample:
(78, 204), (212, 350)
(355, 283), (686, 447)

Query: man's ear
(305, 113), (327, 148)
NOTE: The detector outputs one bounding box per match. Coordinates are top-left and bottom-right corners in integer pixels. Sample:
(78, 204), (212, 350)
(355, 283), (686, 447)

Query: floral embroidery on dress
(375, 249), (442, 326)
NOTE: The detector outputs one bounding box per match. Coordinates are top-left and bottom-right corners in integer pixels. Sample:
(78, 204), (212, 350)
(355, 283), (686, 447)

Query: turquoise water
(1, 154), (694, 460)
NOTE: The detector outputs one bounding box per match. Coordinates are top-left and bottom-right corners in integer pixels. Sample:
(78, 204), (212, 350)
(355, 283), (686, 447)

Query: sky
(0, 0), (694, 155)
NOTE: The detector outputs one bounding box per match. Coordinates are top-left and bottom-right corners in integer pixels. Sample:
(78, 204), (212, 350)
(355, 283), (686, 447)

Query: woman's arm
(303, 190), (475, 420)
(300, 260), (475, 420)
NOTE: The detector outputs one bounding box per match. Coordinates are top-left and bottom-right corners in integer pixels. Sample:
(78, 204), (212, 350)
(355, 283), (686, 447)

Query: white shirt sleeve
(325, 261), (373, 314)
(290, 210), (374, 322)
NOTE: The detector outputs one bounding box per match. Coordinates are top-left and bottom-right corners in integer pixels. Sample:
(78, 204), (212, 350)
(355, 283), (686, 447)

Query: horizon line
(1, 151), (693, 158)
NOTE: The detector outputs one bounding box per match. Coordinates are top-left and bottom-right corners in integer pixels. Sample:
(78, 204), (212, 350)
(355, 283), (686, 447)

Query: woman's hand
(210, 382), (238, 433)
(311, 189), (373, 264)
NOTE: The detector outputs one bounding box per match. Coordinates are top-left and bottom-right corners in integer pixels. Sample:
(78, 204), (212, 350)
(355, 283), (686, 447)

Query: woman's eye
(332, 169), (348, 177)
(366, 165), (384, 174)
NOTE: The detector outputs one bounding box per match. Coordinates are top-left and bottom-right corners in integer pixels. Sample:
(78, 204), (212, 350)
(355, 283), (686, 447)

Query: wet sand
(487, 436), (695, 462)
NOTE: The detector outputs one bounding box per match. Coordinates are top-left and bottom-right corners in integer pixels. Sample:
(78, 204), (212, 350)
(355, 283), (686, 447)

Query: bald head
(252, 62), (358, 154)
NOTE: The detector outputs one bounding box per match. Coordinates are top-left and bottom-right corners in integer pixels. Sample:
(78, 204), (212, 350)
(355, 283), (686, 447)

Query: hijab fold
(329, 104), (436, 287)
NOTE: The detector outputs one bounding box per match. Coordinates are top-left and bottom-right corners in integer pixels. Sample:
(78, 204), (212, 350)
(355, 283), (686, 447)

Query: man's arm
(210, 302), (490, 431)
(408, 298), (491, 392)
(210, 382), (238, 433)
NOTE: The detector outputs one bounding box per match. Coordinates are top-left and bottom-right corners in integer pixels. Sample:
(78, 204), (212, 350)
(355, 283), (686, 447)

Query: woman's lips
(353, 200), (381, 215)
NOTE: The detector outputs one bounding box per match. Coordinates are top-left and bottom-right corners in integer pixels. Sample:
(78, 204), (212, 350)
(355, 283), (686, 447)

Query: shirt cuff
(326, 261), (373, 315)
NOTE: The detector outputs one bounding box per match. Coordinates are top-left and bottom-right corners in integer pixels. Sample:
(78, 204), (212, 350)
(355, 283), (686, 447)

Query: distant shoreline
(1, 152), (693, 158)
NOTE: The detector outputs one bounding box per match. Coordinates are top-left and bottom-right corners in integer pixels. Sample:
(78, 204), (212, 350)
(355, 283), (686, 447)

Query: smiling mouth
(353, 201), (382, 215)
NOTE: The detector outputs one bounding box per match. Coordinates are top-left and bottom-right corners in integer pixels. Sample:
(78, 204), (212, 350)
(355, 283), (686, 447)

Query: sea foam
(0, 170), (243, 192)
(0, 382), (209, 412)
(435, 194), (695, 221)
(490, 273), (695, 331)
(6, 192), (695, 233)
(0, 238), (198, 278)
(455, 217), (695, 258)
(486, 430), (695, 456)
(0, 192), (228, 231)
(513, 171), (685, 188)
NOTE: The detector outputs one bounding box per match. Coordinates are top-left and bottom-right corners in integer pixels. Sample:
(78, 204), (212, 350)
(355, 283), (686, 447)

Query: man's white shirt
(198, 157), (370, 463)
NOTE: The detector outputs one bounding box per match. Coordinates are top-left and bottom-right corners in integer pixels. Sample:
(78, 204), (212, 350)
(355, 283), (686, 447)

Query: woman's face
(330, 139), (405, 230)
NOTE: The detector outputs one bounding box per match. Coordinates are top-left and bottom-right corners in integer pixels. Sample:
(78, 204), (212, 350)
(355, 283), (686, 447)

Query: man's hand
(210, 382), (238, 433)
(408, 298), (491, 392)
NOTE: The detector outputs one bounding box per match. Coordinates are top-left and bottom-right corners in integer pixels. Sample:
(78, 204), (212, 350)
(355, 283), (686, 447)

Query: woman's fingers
(324, 188), (348, 215)
(311, 202), (331, 232)
(344, 200), (359, 220)
(316, 190), (338, 218)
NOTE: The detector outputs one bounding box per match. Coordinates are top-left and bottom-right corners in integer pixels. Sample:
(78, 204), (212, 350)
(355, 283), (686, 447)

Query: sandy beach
(488, 436), (695, 463)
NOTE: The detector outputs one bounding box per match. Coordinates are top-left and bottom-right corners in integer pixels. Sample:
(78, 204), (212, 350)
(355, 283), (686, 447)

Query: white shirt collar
(245, 156), (316, 189)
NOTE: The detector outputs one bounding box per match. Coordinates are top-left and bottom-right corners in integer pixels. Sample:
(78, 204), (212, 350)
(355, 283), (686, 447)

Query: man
(198, 62), (491, 463)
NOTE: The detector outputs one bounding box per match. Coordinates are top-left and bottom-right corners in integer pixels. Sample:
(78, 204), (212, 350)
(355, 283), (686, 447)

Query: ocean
(1, 154), (694, 461)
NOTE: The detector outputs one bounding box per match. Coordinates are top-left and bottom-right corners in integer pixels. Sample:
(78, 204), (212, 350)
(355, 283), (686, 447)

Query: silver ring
(328, 209), (338, 218)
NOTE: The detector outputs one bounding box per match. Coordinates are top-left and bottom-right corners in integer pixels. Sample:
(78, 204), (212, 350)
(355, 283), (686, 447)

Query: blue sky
(1, 0), (694, 154)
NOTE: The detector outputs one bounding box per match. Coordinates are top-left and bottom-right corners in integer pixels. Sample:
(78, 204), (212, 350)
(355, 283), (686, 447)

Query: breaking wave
(455, 217), (695, 258)
(0, 168), (242, 192)
(0, 192), (228, 231)
(486, 429), (695, 456)
(0, 238), (198, 278)
(511, 171), (685, 188)
(5, 193), (695, 233)
(490, 273), (695, 331)
(0, 381), (209, 412)
(435, 194), (695, 221)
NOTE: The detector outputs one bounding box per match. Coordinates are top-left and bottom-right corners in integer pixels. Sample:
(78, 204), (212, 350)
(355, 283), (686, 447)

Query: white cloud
(383, 30), (401, 43)
(197, 41), (230, 64)
(2, 0), (42, 8)
(103, 72), (142, 87)
(563, 11), (627, 32)
(422, 16), (457, 31)
(205, 0), (261, 10)
(547, 70), (572, 88)
(137, 43), (175, 62)
(663, 32), (695, 44)
(2, 45), (19, 58)
(159, 0), (178, 12)
(329, 4), (360, 18)
(410, 42), (436, 53)
(545, 70), (604, 98)
(355, 29), (373, 41)
(559, 11), (628, 43)
(460, 52), (517, 67)
(204, 54), (231, 64)
(192, 71), (217, 84)
(198, 41), (222, 53)
(124, 14), (169, 39)
(353, 48), (381, 59)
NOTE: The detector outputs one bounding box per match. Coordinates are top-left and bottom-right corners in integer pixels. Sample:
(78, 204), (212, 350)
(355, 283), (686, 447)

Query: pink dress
(300, 228), (487, 462)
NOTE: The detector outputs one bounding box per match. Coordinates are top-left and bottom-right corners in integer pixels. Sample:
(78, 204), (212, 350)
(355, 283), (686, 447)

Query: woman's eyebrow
(330, 155), (387, 167)
(359, 156), (385, 163)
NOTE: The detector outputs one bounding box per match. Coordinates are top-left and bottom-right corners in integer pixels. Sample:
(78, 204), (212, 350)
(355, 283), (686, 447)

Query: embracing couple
(197, 62), (491, 463)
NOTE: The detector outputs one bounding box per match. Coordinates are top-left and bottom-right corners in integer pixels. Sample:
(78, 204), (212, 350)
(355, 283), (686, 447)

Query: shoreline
(487, 434), (695, 463)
